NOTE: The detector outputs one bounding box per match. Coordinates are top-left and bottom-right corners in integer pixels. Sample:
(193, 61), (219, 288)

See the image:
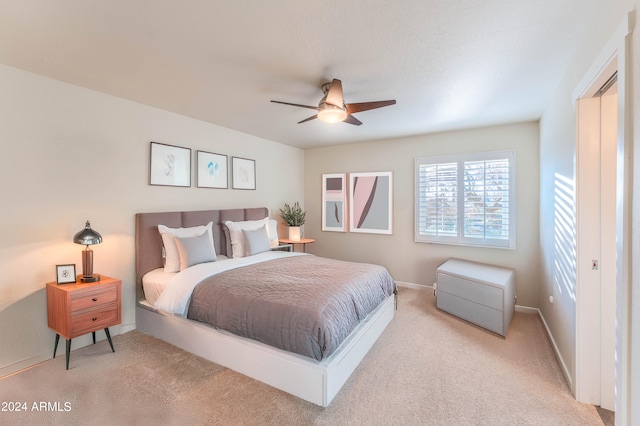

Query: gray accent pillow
(242, 225), (271, 256)
(175, 231), (216, 271)
(158, 222), (214, 273)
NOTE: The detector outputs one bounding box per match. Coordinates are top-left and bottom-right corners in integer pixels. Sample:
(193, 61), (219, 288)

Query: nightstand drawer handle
(92, 297), (98, 302)
(92, 317), (98, 321)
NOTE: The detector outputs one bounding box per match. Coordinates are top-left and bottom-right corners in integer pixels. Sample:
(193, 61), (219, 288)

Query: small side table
(278, 238), (316, 253)
(46, 275), (122, 369)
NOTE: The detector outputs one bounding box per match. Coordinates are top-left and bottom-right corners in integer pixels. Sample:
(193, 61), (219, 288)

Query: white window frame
(414, 150), (516, 249)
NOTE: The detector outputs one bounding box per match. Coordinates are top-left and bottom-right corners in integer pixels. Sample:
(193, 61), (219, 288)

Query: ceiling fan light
(317, 107), (348, 124)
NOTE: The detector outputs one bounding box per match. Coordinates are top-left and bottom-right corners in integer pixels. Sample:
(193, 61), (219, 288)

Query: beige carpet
(0, 288), (604, 425)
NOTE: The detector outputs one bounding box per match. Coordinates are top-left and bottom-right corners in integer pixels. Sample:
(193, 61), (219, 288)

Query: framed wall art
(56, 264), (76, 284)
(197, 151), (228, 189)
(149, 142), (191, 187)
(231, 157), (256, 190)
(322, 173), (347, 232)
(349, 171), (393, 234)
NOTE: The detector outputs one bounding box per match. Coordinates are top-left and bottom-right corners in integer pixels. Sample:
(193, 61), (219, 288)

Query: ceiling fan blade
(325, 79), (344, 108)
(298, 114), (318, 124)
(346, 100), (396, 114)
(344, 115), (363, 126)
(271, 100), (319, 111)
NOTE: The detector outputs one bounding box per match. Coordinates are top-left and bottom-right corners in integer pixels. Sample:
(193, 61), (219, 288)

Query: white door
(598, 78), (617, 411)
(575, 75), (617, 411)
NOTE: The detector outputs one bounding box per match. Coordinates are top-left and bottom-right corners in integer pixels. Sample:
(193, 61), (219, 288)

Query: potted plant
(279, 202), (306, 241)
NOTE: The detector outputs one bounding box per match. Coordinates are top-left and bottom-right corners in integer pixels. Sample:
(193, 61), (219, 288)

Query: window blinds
(415, 151), (514, 248)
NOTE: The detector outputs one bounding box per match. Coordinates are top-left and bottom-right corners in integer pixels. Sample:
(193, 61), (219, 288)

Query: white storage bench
(436, 258), (515, 337)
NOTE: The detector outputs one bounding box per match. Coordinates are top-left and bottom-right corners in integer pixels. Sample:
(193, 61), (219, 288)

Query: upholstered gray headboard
(135, 207), (269, 302)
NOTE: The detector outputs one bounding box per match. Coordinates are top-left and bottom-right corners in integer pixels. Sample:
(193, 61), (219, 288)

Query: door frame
(572, 14), (630, 419)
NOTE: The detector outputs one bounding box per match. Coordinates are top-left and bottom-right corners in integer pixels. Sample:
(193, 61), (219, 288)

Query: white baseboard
(537, 309), (573, 390)
(120, 323), (136, 334)
(396, 281), (431, 290)
(514, 305), (573, 390)
(0, 324), (129, 380)
(515, 305), (538, 314)
(0, 352), (53, 379)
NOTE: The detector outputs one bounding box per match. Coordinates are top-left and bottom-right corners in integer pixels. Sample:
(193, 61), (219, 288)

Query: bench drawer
(436, 258), (515, 337)
(437, 273), (503, 311)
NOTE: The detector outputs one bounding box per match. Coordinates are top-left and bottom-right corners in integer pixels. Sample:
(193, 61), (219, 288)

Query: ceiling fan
(271, 79), (396, 126)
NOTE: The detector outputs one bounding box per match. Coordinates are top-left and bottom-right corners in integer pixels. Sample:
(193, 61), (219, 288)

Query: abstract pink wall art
(351, 175), (377, 228)
(349, 172), (393, 234)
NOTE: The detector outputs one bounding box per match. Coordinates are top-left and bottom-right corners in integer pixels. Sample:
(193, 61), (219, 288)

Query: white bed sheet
(151, 251), (306, 317)
(142, 268), (174, 306)
(142, 255), (230, 306)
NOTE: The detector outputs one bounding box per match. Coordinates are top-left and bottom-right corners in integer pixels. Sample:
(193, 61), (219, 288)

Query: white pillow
(242, 225), (271, 256)
(158, 222), (215, 272)
(225, 217), (277, 257)
(175, 232), (216, 270)
(267, 219), (279, 248)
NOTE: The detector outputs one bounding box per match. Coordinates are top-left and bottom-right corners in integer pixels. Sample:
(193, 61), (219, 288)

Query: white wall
(304, 122), (540, 307)
(539, 2), (639, 422)
(0, 64), (304, 375)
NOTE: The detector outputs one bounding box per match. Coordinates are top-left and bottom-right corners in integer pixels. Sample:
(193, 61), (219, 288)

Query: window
(415, 150), (515, 248)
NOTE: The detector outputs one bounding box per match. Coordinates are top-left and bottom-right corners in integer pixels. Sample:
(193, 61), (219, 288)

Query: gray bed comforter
(187, 255), (397, 360)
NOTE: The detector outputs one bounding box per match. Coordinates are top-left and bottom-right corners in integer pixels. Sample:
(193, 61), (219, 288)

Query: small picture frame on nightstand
(56, 264), (76, 284)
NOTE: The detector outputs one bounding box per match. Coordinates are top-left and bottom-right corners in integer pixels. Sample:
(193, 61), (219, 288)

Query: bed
(135, 207), (397, 407)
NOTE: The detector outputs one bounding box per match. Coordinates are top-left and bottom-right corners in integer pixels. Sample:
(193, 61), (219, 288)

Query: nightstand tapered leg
(92, 331), (96, 344)
(65, 339), (71, 370)
(104, 328), (115, 352)
(53, 334), (60, 358)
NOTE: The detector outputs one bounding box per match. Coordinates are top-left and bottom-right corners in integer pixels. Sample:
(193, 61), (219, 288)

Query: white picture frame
(232, 157), (256, 190)
(349, 171), (393, 234)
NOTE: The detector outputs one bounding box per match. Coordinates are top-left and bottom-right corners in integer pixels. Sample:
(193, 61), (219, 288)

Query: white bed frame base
(136, 295), (395, 407)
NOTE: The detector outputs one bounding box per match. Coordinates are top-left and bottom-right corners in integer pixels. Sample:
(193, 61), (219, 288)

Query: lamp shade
(73, 221), (102, 246)
(73, 221), (102, 282)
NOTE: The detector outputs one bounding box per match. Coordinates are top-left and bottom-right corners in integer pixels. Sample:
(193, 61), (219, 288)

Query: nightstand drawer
(71, 302), (119, 337)
(71, 285), (118, 311)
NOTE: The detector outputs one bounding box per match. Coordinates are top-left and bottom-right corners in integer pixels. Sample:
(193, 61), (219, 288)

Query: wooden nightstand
(278, 238), (316, 253)
(46, 275), (122, 369)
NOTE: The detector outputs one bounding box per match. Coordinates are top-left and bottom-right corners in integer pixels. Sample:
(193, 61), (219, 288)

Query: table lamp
(73, 220), (103, 282)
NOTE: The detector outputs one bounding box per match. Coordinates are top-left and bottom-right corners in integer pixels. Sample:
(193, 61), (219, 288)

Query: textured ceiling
(0, 0), (600, 148)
